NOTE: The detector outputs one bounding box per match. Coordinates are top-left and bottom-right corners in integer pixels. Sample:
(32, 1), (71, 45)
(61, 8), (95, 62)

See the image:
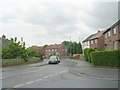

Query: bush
(84, 48), (96, 62)
(84, 48), (89, 61)
(87, 48), (96, 63)
(91, 50), (120, 67)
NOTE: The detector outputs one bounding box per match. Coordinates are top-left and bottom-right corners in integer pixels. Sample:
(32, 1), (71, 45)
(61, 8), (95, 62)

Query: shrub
(84, 48), (96, 62)
(87, 48), (96, 63)
(91, 50), (120, 67)
(84, 48), (88, 61)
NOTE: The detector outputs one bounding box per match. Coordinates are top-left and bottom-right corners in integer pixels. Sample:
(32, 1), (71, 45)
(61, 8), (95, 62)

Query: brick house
(82, 30), (106, 50)
(82, 34), (95, 49)
(103, 20), (120, 50)
(89, 30), (106, 50)
(34, 44), (68, 58)
(45, 44), (68, 57)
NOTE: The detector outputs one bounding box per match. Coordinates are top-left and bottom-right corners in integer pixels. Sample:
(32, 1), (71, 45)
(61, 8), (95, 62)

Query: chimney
(2, 35), (6, 39)
(98, 30), (100, 33)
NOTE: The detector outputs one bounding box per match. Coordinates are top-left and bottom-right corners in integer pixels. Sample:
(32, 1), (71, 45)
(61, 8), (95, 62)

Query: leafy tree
(44, 44), (48, 48)
(2, 37), (28, 61)
(26, 47), (43, 59)
(62, 41), (83, 56)
(76, 42), (83, 54)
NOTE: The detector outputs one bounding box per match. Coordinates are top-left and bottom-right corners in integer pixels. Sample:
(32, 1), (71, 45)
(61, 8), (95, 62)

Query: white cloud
(0, 0), (118, 47)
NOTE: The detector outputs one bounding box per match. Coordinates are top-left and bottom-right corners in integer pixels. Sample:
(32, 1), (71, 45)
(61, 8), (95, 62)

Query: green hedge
(84, 48), (96, 62)
(84, 48), (88, 61)
(91, 50), (120, 67)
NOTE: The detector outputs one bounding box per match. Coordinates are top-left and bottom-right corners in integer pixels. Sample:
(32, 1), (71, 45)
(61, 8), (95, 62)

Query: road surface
(1, 59), (118, 88)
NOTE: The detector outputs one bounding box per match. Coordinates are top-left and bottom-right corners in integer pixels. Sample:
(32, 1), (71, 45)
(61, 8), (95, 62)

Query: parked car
(48, 55), (60, 64)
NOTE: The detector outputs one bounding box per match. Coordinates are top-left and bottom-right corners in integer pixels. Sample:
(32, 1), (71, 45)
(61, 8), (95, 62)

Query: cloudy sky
(0, 0), (119, 47)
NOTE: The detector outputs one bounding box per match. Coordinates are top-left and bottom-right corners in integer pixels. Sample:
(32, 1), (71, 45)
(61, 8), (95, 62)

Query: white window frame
(105, 33), (107, 38)
(113, 28), (116, 35)
(91, 40), (93, 44)
(108, 31), (111, 37)
(95, 39), (97, 44)
(52, 49), (54, 51)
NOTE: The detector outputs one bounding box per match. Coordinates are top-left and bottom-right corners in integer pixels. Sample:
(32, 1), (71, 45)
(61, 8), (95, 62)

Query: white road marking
(49, 75), (54, 77)
(43, 76), (49, 79)
(55, 73), (58, 75)
(35, 79), (42, 82)
(14, 84), (24, 88)
(13, 70), (68, 88)
(25, 81), (34, 85)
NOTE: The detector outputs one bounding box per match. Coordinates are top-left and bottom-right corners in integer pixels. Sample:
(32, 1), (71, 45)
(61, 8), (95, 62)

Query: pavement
(68, 59), (118, 81)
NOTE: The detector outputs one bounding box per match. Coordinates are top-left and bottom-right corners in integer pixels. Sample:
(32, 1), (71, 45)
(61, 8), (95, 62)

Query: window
(108, 31), (111, 37)
(105, 33), (107, 38)
(55, 49), (57, 51)
(52, 49), (54, 51)
(91, 40), (93, 44)
(86, 42), (88, 46)
(113, 41), (118, 50)
(113, 28), (116, 35)
(95, 39), (97, 44)
(65, 49), (67, 51)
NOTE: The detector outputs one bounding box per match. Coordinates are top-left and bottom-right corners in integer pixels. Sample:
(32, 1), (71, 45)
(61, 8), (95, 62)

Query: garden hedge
(91, 50), (120, 67)
(84, 48), (96, 62)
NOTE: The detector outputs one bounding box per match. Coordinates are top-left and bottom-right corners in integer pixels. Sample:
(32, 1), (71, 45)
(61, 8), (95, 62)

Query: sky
(0, 0), (119, 47)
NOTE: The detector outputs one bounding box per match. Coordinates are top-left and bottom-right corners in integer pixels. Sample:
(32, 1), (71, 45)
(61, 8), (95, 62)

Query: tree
(77, 42), (83, 54)
(62, 41), (83, 56)
(44, 44), (48, 48)
(2, 37), (28, 61)
(26, 47), (43, 59)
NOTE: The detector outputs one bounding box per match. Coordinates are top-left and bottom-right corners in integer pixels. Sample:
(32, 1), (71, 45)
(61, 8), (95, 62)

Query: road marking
(25, 81), (34, 85)
(35, 79), (42, 82)
(43, 76), (49, 79)
(55, 73), (58, 75)
(14, 84), (24, 88)
(13, 70), (68, 88)
(49, 75), (54, 77)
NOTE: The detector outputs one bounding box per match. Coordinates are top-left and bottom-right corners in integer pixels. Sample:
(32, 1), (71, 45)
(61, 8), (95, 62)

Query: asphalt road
(1, 59), (118, 88)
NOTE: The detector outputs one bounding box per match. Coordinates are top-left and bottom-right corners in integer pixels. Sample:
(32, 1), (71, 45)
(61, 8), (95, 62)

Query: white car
(48, 56), (60, 64)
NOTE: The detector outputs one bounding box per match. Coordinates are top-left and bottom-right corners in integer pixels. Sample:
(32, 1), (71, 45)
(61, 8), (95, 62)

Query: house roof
(82, 34), (95, 42)
(103, 20), (120, 34)
(82, 29), (107, 42)
(90, 30), (106, 40)
(46, 44), (66, 49)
